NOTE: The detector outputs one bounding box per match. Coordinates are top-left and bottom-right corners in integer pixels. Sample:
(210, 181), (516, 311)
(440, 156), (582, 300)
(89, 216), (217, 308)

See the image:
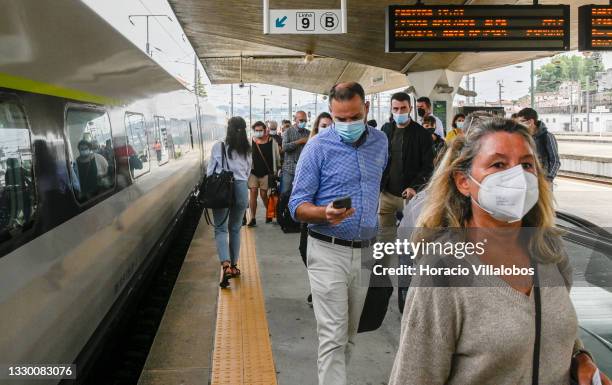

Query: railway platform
(135, 176), (612, 385)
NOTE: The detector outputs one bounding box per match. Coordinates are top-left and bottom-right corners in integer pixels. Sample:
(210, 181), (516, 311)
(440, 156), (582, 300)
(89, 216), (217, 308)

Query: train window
(65, 107), (115, 203)
(168, 118), (191, 158)
(124, 112), (150, 178)
(0, 99), (37, 241)
(153, 116), (169, 165)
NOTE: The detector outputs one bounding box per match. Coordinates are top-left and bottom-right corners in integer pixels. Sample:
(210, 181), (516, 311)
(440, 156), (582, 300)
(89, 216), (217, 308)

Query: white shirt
(207, 141), (252, 181)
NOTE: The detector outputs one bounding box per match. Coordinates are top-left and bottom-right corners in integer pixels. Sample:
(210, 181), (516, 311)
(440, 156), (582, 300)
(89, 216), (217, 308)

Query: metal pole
(264, 98), (267, 122)
(530, 60), (535, 108)
(569, 82), (573, 131)
(288, 88), (293, 120)
(230, 84), (234, 117)
(341, 0), (348, 33)
(586, 75), (591, 132)
(145, 16), (150, 56)
(249, 85), (252, 127)
(377, 92), (381, 123)
(471, 77), (476, 105)
(314, 93), (318, 118)
(263, 0), (269, 34)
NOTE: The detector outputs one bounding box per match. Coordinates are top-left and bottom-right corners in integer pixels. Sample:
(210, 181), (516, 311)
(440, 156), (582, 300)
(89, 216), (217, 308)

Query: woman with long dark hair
(207, 116), (252, 288)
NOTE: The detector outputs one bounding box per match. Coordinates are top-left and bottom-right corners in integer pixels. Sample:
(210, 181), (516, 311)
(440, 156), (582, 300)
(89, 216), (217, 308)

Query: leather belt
(308, 229), (375, 249)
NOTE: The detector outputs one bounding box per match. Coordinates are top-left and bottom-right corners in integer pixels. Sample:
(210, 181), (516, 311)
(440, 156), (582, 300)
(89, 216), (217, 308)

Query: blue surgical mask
(254, 131), (264, 138)
(297, 121), (307, 129)
(334, 120), (366, 143)
(270, 130), (277, 135)
(79, 149), (91, 157)
(456, 121), (464, 129)
(393, 113), (410, 125)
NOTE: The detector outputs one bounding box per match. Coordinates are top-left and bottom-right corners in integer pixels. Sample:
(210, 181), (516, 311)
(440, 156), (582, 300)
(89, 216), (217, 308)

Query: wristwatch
(573, 348), (594, 361)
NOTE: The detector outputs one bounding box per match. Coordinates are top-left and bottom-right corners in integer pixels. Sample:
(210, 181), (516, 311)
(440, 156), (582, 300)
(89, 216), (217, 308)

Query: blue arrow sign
(275, 15), (287, 28)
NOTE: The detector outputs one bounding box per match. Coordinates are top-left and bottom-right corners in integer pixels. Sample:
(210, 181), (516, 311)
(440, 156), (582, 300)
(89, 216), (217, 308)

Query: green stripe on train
(0, 72), (121, 106)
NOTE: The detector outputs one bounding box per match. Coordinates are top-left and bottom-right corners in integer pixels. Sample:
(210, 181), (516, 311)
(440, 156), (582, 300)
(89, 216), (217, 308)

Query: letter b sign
(320, 12), (339, 31)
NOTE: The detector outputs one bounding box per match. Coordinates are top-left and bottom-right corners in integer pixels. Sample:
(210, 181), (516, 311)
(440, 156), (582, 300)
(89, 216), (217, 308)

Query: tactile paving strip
(211, 226), (278, 385)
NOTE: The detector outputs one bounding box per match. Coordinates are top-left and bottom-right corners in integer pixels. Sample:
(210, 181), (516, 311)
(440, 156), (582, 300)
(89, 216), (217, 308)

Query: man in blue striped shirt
(289, 82), (388, 385)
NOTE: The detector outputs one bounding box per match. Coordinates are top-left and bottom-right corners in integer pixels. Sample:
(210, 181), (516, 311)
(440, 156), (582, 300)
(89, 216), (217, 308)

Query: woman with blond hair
(389, 117), (610, 385)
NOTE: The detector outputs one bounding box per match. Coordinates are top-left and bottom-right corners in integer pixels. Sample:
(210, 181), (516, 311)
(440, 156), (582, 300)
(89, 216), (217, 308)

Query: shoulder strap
(254, 140), (273, 175)
(220, 142), (229, 170)
(532, 261), (541, 385)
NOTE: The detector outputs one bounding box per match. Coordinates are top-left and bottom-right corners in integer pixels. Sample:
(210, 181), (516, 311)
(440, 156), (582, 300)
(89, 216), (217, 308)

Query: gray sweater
(389, 254), (580, 385)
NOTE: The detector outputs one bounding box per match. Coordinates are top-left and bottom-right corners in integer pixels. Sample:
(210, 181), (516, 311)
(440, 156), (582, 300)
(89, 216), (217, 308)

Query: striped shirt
(288, 126), (388, 241)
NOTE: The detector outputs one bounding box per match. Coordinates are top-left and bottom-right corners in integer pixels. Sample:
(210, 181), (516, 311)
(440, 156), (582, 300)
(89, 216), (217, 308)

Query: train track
(558, 172), (612, 186)
(80, 197), (204, 385)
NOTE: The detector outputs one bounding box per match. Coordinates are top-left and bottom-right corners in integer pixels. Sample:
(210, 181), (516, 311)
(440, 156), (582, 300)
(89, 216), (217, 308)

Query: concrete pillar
(405, 69), (465, 130)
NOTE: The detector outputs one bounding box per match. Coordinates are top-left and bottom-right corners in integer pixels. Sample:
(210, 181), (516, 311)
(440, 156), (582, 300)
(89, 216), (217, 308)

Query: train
(0, 1), (225, 384)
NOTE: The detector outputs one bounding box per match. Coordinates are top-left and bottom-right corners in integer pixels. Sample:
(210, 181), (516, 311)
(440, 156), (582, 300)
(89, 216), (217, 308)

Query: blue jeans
(281, 171), (294, 194)
(212, 180), (248, 265)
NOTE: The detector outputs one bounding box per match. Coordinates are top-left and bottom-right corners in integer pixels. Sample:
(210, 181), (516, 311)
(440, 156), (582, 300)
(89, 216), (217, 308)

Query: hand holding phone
(332, 196), (352, 209)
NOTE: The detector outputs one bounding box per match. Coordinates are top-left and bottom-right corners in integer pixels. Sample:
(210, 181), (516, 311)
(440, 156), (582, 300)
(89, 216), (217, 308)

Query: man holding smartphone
(289, 82), (388, 385)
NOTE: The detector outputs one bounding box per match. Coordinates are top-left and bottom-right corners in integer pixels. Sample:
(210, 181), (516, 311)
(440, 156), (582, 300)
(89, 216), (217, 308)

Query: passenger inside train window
(389, 117), (611, 385)
(66, 108), (115, 202)
(0, 99), (37, 237)
(125, 112), (150, 178)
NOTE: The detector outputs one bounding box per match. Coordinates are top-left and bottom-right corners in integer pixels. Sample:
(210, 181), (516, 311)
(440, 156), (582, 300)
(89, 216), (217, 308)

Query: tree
(194, 70), (207, 98)
(535, 53), (604, 92)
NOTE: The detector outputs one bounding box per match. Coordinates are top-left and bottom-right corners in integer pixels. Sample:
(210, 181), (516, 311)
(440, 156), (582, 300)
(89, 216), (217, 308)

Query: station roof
(169, 0), (606, 95)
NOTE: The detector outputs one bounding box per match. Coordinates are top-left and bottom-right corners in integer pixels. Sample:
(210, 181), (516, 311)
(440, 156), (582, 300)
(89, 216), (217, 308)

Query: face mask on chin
(469, 164), (539, 223)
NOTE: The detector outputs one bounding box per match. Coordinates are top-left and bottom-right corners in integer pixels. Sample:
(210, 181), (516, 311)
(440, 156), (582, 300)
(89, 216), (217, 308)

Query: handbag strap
(213, 142), (229, 174)
(254, 140), (273, 175)
(532, 261), (541, 385)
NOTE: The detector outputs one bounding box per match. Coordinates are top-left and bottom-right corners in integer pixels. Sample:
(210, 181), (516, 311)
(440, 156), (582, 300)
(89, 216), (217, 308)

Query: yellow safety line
(211, 227), (278, 385)
(0, 72), (121, 106)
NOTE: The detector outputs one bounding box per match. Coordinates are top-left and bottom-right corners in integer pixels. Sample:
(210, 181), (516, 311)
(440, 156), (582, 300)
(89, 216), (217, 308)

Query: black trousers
(298, 223), (308, 266)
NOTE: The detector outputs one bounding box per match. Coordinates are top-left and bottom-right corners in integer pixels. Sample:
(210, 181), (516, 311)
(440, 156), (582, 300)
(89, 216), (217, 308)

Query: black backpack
(201, 143), (234, 224)
(276, 190), (301, 233)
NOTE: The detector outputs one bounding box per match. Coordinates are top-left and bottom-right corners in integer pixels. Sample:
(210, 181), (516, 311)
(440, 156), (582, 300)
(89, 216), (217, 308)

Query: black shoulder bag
(201, 142), (235, 224)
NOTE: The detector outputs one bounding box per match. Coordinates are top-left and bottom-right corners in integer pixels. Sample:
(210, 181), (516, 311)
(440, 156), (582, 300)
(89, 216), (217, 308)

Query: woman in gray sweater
(389, 117), (610, 385)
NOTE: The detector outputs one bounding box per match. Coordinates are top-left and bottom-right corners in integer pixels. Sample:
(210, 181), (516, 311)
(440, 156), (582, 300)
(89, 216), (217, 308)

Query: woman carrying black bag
(206, 117), (252, 288)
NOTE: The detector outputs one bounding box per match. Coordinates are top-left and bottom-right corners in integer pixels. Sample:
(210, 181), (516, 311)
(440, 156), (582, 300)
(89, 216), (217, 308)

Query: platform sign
(579, 5), (612, 51)
(386, 5), (570, 52)
(268, 9), (342, 34)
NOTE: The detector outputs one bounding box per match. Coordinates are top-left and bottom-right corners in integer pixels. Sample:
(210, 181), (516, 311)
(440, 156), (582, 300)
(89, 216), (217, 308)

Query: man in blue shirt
(289, 82), (388, 385)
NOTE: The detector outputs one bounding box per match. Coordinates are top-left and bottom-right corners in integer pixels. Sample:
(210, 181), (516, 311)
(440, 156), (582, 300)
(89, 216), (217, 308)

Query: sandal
(231, 264), (241, 277)
(220, 263), (232, 288)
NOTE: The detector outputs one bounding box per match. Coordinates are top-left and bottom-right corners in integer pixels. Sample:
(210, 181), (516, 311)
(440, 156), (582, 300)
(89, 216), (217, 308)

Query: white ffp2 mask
(469, 164), (539, 223)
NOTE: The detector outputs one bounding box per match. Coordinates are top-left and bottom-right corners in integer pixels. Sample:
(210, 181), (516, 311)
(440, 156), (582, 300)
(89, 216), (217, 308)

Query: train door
(153, 116), (169, 165)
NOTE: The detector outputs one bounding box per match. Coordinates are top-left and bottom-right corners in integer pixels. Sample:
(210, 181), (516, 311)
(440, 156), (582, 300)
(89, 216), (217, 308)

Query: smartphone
(332, 196), (352, 209)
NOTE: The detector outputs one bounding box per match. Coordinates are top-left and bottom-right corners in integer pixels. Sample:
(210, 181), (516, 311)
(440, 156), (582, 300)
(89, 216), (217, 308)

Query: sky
(83, 0), (612, 117)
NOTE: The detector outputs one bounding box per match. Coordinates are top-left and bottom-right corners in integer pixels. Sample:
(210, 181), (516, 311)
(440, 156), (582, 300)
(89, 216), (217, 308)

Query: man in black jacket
(516, 108), (561, 183)
(379, 92), (434, 244)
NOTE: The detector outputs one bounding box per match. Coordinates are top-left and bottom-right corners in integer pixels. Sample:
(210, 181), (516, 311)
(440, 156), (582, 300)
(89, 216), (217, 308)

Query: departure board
(386, 5), (570, 52)
(579, 5), (612, 51)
